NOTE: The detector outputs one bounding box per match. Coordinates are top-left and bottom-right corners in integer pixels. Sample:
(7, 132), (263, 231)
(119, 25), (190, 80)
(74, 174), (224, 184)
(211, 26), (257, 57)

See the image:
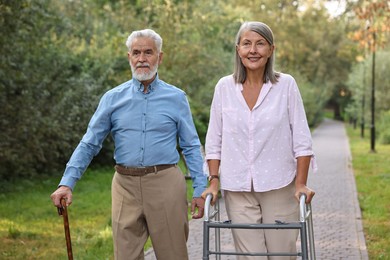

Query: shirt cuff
(59, 176), (78, 190)
(193, 185), (206, 198)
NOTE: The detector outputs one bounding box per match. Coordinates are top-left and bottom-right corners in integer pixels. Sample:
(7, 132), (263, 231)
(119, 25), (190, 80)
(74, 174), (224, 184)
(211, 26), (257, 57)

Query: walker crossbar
(203, 193), (316, 260)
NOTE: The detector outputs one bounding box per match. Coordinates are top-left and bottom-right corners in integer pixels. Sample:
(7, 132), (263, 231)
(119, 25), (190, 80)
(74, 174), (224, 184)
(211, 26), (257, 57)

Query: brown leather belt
(115, 164), (175, 176)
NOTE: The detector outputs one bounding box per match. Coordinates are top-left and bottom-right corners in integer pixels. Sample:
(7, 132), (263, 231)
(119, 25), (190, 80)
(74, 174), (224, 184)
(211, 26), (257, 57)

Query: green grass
(346, 124), (390, 259)
(0, 164), (194, 259)
(3, 125), (389, 259)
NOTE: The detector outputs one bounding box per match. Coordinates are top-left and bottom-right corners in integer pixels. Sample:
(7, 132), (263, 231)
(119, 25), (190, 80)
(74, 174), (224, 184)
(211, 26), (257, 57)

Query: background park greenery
(0, 0), (389, 259)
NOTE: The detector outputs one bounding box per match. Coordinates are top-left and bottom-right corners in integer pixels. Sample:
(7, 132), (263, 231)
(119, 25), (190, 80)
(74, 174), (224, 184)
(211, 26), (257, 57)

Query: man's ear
(158, 52), (164, 65)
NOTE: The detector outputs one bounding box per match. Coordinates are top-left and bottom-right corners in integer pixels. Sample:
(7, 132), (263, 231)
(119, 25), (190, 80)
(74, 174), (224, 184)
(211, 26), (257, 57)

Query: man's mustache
(136, 63), (150, 68)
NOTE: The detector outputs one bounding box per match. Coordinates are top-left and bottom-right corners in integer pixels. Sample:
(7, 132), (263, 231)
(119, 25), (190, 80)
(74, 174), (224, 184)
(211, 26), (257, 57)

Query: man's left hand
(191, 197), (205, 219)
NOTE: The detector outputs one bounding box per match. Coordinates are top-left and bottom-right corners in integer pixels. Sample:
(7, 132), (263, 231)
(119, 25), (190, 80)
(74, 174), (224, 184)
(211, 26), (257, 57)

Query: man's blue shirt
(59, 75), (207, 197)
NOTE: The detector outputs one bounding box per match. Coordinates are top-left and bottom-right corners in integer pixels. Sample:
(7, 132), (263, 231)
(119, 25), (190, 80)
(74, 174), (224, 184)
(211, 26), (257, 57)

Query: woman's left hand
(295, 184), (315, 203)
(201, 182), (219, 206)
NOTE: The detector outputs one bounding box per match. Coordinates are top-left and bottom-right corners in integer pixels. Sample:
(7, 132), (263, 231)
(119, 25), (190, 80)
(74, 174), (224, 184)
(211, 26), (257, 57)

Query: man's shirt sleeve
(177, 93), (207, 198)
(59, 94), (112, 189)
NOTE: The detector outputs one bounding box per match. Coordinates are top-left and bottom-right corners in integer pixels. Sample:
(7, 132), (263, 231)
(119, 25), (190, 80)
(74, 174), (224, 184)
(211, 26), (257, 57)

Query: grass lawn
(0, 162), (194, 259)
(1, 124), (389, 259)
(346, 124), (390, 259)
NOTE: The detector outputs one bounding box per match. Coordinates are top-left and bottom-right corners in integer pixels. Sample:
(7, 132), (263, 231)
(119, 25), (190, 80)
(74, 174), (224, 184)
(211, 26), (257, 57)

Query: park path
(145, 118), (368, 259)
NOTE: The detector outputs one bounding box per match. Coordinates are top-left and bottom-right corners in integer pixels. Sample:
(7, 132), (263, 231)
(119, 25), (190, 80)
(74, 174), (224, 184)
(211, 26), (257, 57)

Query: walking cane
(57, 198), (73, 260)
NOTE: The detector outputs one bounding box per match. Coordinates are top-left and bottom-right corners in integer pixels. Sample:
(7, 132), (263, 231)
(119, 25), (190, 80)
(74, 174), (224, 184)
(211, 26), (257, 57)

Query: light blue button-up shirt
(59, 75), (207, 197)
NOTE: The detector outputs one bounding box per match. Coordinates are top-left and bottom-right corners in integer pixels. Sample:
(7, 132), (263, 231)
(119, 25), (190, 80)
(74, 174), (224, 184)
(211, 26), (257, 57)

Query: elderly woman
(202, 21), (316, 259)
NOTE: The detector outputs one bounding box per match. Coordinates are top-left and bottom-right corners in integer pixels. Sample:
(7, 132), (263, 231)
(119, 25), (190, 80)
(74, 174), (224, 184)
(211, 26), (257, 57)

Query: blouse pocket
(222, 108), (238, 134)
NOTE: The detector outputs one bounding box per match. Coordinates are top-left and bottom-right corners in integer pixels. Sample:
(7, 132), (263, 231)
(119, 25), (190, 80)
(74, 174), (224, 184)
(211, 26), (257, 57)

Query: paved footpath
(145, 119), (368, 259)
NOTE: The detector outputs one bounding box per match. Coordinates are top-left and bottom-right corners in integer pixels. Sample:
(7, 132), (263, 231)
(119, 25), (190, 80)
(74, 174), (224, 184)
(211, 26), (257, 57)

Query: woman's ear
(236, 45), (241, 58)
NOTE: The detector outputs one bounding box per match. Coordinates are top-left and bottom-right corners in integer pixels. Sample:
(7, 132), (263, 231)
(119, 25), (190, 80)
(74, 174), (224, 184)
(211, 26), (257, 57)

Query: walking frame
(203, 193), (316, 259)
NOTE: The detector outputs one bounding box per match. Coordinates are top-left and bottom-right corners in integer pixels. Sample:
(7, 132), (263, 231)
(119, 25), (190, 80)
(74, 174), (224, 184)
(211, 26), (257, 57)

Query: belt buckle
(132, 166), (147, 175)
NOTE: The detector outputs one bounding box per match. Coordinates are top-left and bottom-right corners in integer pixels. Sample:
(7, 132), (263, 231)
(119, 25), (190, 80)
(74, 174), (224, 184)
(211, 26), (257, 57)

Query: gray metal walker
(203, 193), (316, 259)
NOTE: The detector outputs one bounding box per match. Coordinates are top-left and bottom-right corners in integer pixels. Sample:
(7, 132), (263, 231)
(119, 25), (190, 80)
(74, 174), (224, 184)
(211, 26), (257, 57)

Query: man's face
(128, 37), (163, 82)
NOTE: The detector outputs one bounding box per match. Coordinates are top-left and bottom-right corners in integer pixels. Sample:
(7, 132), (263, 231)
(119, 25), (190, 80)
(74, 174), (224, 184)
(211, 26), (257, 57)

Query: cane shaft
(60, 198), (73, 260)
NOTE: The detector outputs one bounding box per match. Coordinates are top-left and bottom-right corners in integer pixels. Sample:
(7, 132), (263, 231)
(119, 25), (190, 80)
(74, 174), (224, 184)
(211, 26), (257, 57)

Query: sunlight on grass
(2, 128), (388, 259)
(0, 165), (195, 259)
(2, 134), (388, 259)
(346, 124), (390, 259)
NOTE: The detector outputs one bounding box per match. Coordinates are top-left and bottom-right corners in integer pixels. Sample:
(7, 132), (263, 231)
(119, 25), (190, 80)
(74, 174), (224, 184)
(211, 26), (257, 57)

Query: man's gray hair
(125, 29), (163, 53)
(233, 21), (279, 84)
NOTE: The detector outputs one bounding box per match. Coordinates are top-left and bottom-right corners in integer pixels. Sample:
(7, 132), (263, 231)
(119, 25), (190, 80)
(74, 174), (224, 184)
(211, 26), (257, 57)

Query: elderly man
(50, 29), (207, 260)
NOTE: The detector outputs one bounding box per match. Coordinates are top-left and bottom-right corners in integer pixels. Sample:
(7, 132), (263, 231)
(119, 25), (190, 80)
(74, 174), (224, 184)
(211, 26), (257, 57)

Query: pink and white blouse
(204, 73), (316, 192)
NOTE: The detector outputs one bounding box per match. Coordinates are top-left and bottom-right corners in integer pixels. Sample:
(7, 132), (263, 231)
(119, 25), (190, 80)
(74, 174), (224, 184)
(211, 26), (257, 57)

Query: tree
(349, 0), (390, 150)
(1, 0), (375, 179)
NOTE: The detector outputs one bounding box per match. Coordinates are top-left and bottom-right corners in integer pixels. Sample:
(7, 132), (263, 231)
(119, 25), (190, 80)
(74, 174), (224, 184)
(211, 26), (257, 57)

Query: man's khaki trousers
(224, 181), (299, 260)
(111, 165), (189, 260)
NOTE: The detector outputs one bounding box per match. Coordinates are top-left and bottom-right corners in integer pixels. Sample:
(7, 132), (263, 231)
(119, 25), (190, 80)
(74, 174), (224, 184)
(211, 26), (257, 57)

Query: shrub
(378, 110), (390, 144)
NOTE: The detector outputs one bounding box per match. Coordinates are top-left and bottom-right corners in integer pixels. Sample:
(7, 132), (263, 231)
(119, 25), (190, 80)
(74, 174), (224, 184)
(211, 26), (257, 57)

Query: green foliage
(289, 71), (328, 126)
(1, 0), (366, 179)
(345, 50), (390, 141)
(0, 0), (78, 178)
(378, 110), (390, 144)
(0, 0), (127, 179)
(373, 51), (390, 114)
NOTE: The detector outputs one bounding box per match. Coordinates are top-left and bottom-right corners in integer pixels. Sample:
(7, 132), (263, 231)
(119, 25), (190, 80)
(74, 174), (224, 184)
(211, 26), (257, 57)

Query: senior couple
(51, 22), (316, 260)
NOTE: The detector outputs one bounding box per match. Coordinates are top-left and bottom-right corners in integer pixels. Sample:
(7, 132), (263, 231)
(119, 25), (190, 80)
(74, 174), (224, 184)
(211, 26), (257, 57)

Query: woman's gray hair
(125, 29), (163, 53)
(233, 21), (279, 84)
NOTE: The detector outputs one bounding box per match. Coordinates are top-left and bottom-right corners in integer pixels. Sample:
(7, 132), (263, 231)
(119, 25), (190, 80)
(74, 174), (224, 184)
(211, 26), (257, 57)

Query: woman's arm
(295, 155), (315, 203)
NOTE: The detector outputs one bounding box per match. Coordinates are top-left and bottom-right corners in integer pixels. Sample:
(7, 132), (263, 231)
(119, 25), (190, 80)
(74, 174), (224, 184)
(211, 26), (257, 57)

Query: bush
(378, 110), (390, 145)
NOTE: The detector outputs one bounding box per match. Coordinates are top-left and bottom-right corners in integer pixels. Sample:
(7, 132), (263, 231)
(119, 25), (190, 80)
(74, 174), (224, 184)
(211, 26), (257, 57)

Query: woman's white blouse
(205, 73), (316, 192)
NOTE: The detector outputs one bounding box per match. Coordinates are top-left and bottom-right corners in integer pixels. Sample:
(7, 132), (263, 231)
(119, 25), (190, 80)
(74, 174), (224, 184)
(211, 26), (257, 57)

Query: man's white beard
(130, 62), (158, 81)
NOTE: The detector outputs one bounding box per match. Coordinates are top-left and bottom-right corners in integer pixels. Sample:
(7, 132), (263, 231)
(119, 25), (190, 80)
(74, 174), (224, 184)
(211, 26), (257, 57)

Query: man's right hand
(50, 186), (72, 208)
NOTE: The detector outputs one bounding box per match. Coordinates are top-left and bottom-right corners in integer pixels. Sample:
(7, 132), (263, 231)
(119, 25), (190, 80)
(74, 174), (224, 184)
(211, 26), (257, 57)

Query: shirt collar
(237, 78), (274, 91)
(133, 74), (159, 94)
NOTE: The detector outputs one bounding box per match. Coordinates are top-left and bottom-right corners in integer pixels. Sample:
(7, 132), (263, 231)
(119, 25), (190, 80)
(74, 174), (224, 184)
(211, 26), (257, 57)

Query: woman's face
(236, 30), (274, 72)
